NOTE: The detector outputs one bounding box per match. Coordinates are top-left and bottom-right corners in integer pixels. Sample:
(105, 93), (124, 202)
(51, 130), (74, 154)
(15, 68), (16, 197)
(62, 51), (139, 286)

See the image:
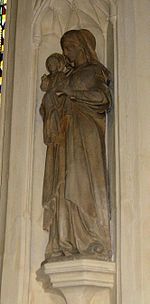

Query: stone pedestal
(44, 259), (116, 304)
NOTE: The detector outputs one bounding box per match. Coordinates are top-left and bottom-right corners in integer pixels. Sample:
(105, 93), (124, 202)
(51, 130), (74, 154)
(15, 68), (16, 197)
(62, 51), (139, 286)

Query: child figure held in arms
(40, 53), (69, 146)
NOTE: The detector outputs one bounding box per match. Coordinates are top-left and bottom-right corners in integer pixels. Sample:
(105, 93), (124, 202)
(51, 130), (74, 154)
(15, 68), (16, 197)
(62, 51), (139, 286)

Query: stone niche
(30, 1), (117, 303)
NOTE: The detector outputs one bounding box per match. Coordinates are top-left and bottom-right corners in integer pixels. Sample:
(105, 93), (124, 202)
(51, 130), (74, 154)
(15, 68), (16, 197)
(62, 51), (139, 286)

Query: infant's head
(46, 53), (65, 73)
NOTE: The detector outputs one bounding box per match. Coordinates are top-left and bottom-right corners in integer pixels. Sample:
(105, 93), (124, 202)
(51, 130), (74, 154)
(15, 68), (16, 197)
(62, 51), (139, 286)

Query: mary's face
(62, 41), (80, 63)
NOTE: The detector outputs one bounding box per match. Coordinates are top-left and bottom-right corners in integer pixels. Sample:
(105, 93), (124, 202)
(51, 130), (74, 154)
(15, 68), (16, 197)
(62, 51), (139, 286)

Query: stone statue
(40, 53), (68, 145)
(40, 29), (112, 263)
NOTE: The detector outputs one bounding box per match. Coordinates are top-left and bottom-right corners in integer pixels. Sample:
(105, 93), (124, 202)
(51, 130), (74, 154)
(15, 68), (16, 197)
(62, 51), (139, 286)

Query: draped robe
(41, 62), (112, 260)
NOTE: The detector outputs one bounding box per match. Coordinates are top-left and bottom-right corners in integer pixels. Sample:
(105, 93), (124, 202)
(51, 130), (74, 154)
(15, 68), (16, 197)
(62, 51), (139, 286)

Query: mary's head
(60, 29), (98, 67)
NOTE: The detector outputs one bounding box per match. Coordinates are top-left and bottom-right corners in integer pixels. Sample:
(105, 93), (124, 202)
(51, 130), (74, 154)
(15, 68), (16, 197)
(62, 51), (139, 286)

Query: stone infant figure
(40, 53), (68, 145)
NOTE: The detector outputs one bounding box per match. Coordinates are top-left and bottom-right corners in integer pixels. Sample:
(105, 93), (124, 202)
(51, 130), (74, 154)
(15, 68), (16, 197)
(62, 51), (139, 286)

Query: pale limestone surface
(44, 259), (115, 287)
(0, 0), (150, 304)
(117, 1), (150, 303)
(0, 0), (18, 285)
(44, 260), (115, 304)
(1, 1), (114, 303)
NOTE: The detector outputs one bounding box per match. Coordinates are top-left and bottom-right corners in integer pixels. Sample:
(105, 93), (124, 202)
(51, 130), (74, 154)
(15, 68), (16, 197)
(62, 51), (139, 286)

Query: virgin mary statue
(40, 29), (112, 262)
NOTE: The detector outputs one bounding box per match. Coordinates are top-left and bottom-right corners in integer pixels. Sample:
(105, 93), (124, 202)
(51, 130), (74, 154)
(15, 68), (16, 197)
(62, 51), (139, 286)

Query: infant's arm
(40, 74), (54, 92)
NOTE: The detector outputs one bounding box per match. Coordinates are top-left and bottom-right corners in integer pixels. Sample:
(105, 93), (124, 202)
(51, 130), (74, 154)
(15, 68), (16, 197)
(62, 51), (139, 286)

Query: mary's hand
(56, 87), (73, 97)
(56, 91), (64, 96)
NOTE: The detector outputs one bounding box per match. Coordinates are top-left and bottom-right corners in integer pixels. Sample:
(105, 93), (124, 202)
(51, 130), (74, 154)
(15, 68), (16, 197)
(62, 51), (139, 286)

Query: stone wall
(0, 0), (150, 303)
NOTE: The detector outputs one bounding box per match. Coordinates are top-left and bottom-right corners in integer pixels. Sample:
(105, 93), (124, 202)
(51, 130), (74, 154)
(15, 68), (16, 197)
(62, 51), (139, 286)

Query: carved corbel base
(43, 259), (116, 304)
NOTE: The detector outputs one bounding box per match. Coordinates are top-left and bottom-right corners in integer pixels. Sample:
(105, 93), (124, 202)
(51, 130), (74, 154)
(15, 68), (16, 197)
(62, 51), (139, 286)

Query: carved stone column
(44, 260), (116, 304)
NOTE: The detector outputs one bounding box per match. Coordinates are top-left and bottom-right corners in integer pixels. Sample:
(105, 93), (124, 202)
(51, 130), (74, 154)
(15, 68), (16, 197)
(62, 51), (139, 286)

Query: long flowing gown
(41, 62), (112, 261)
